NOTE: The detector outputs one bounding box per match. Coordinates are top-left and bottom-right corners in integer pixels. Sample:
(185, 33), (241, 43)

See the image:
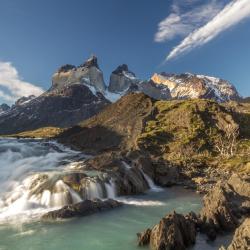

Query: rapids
(0, 139), (232, 249)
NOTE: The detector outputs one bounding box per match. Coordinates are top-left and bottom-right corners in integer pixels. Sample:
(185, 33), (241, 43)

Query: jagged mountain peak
(80, 55), (99, 69)
(150, 72), (240, 102)
(52, 55), (106, 92)
(112, 64), (128, 74)
(108, 64), (137, 93)
(57, 64), (76, 73)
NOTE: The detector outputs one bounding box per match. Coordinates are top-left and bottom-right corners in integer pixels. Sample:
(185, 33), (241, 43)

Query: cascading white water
(140, 170), (163, 192)
(122, 160), (162, 192)
(0, 138), (82, 223)
(85, 179), (103, 199)
(0, 138), (164, 224)
(104, 180), (116, 199)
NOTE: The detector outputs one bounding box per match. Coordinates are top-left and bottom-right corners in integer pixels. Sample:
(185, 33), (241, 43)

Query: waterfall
(104, 180), (116, 199)
(122, 161), (132, 170)
(85, 179), (103, 199)
(140, 170), (163, 192)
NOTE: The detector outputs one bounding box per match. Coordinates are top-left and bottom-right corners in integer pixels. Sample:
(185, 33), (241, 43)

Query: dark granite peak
(57, 64), (76, 73)
(80, 55), (99, 69)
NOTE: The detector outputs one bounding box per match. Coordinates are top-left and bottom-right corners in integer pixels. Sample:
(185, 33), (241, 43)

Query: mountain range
(0, 55), (242, 135)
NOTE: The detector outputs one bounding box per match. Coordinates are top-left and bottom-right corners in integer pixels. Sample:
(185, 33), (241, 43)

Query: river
(0, 139), (231, 250)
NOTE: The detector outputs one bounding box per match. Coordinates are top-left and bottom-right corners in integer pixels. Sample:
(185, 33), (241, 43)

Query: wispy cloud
(155, 0), (223, 42)
(155, 0), (250, 61)
(166, 0), (250, 61)
(0, 61), (44, 103)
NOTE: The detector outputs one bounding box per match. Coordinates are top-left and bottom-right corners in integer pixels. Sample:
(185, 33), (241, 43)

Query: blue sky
(0, 0), (250, 104)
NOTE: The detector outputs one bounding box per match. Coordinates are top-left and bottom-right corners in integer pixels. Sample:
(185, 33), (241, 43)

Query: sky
(0, 0), (250, 104)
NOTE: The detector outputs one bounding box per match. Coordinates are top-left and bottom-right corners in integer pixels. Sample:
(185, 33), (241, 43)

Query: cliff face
(52, 56), (106, 92)
(0, 56), (110, 135)
(150, 73), (240, 102)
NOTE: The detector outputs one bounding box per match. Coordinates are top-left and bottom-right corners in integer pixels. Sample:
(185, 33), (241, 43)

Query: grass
(8, 127), (64, 138)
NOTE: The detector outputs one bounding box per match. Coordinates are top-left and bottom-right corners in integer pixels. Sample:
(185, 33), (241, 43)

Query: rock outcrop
(138, 174), (250, 249)
(137, 212), (197, 250)
(0, 56), (110, 135)
(150, 73), (240, 102)
(42, 199), (121, 220)
(221, 218), (250, 250)
(199, 174), (250, 239)
(108, 64), (138, 93)
(52, 55), (106, 92)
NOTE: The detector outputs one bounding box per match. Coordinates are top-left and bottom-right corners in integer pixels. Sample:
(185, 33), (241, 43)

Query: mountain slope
(0, 56), (110, 135)
(15, 93), (249, 173)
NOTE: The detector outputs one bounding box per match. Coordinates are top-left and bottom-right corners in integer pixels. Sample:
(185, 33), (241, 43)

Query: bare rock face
(0, 80), (110, 135)
(150, 73), (240, 102)
(137, 212), (196, 250)
(224, 218), (250, 250)
(42, 199), (121, 220)
(138, 80), (171, 100)
(0, 56), (110, 135)
(199, 174), (250, 240)
(52, 55), (106, 93)
(137, 229), (152, 246)
(108, 64), (138, 93)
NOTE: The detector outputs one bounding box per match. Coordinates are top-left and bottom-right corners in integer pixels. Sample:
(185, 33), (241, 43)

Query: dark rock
(137, 229), (151, 246)
(108, 64), (137, 93)
(199, 174), (250, 240)
(138, 212), (196, 250)
(222, 218), (250, 250)
(42, 199), (121, 220)
(57, 64), (76, 73)
(112, 64), (132, 76)
(80, 55), (99, 69)
(0, 84), (110, 135)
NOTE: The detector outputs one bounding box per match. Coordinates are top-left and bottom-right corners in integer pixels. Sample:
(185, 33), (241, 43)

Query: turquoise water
(0, 139), (232, 249)
(0, 188), (200, 250)
(0, 188), (231, 250)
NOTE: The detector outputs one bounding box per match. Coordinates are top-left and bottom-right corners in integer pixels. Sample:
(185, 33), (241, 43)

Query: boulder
(220, 218), (250, 250)
(137, 229), (151, 246)
(42, 199), (121, 220)
(199, 174), (250, 239)
(137, 212), (196, 250)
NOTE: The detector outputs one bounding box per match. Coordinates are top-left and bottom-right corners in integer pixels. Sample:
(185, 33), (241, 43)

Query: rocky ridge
(220, 218), (250, 250)
(0, 56), (242, 135)
(150, 73), (240, 102)
(137, 174), (250, 250)
(0, 56), (110, 135)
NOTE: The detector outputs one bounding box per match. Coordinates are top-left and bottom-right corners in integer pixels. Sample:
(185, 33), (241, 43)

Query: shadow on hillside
(233, 111), (250, 139)
(56, 125), (124, 154)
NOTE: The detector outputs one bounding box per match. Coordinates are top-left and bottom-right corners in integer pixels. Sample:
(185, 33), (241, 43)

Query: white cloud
(155, 0), (223, 42)
(166, 0), (250, 60)
(0, 61), (44, 103)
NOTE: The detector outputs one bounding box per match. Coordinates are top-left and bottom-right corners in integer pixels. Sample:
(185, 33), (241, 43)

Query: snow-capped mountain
(150, 73), (240, 102)
(0, 55), (241, 135)
(0, 56), (110, 135)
